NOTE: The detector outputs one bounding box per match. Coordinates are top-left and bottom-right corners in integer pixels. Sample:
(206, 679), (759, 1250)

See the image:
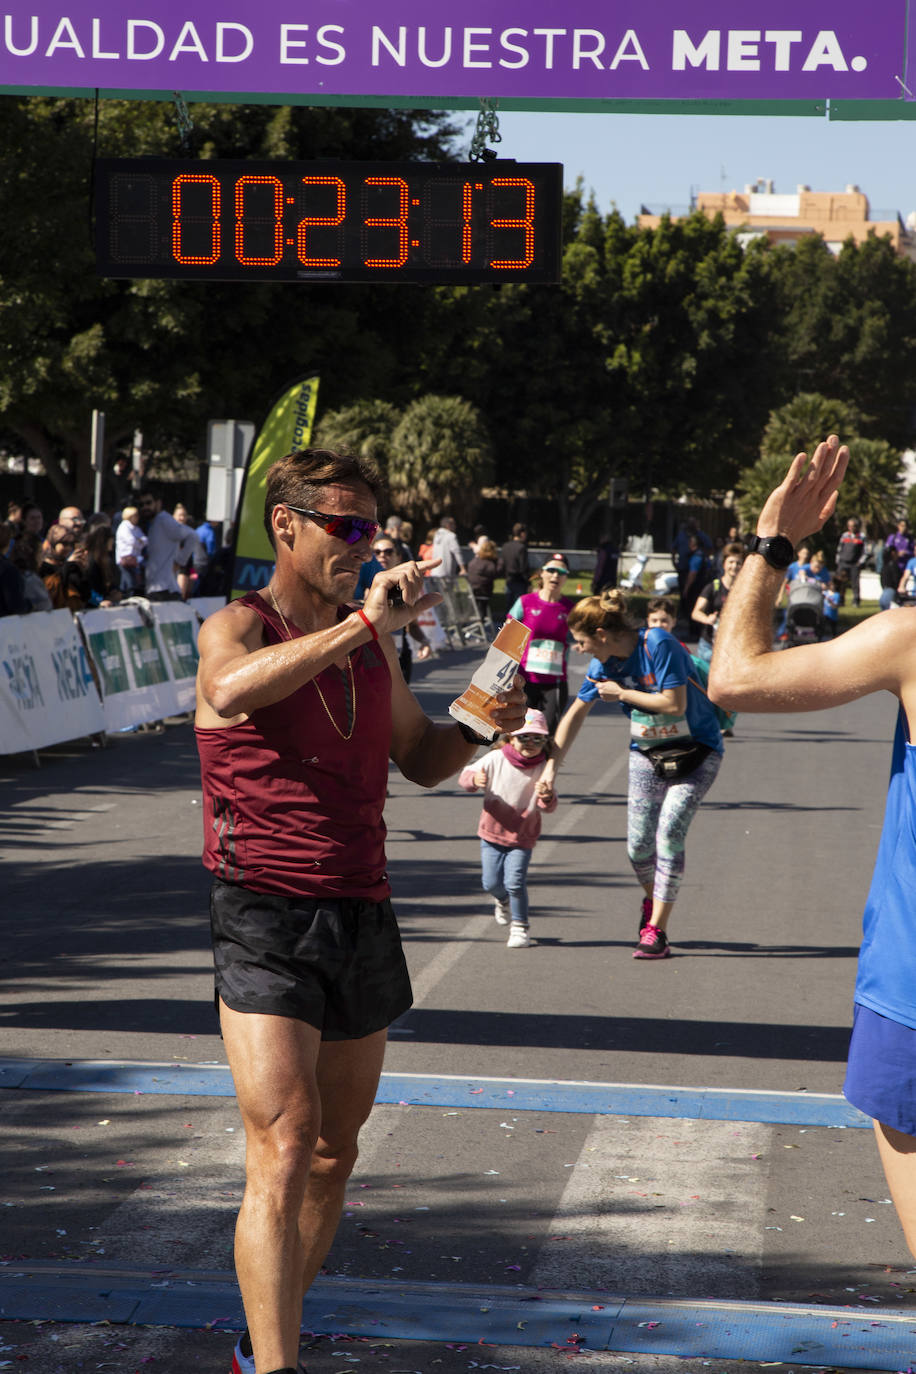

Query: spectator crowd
(0, 469), (231, 618)
(2, 458), (911, 646)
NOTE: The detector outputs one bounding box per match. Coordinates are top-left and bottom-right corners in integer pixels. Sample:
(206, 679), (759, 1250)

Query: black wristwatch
(746, 533), (795, 571)
(457, 720), (498, 746)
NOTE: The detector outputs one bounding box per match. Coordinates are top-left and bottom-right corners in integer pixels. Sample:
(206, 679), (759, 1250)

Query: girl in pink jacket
(458, 708), (559, 949)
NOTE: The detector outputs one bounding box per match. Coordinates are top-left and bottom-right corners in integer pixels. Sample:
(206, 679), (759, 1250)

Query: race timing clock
(94, 157), (563, 284)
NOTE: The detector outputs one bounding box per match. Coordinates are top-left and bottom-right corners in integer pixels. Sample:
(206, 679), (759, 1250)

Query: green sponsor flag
(230, 374), (320, 599)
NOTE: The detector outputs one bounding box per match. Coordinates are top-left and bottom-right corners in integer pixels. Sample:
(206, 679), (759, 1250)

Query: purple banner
(0, 2), (909, 103)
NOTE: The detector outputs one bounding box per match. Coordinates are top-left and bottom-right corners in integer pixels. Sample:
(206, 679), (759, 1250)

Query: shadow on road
(395, 1007), (852, 1062)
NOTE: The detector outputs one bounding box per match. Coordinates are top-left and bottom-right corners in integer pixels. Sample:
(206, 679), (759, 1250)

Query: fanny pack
(644, 740), (713, 780)
(638, 631), (720, 778)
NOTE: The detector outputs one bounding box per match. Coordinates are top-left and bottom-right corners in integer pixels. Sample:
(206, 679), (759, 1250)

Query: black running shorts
(209, 878), (413, 1041)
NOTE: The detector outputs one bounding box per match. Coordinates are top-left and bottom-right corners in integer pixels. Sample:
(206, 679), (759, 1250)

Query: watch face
(753, 534), (795, 569)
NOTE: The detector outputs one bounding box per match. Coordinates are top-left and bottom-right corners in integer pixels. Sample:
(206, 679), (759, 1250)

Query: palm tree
(833, 437), (905, 537)
(760, 393), (864, 463)
(388, 395), (493, 526)
(313, 399), (401, 475)
(734, 453), (795, 534)
(736, 394), (904, 540)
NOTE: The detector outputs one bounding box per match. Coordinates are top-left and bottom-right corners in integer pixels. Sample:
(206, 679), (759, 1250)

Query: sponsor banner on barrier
(89, 625), (131, 697)
(150, 602), (201, 712)
(124, 622), (170, 687)
(78, 604), (201, 732)
(79, 608), (168, 733)
(0, 610), (105, 755)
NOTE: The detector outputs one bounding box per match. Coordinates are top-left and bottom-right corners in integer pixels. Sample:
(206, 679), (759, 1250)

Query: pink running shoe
(633, 925), (670, 959)
(639, 895), (653, 938)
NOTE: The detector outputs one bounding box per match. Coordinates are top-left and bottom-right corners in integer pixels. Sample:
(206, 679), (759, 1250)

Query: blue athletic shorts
(210, 878), (413, 1041)
(844, 1003), (916, 1137)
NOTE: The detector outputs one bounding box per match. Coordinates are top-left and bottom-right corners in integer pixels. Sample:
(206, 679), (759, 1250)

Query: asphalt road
(0, 644), (911, 1374)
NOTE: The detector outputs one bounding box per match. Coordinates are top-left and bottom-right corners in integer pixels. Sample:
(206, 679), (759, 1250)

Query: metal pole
(131, 428), (143, 491)
(91, 410), (105, 512)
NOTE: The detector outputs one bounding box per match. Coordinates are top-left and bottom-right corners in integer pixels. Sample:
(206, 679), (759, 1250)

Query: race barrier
(0, 609), (104, 754)
(0, 589), (482, 756)
(0, 599), (226, 756)
(77, 602), (202, 735)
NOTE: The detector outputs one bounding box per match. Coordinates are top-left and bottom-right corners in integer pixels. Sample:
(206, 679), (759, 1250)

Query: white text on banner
(0, 610), (104, 754)
(79, 607), (178, 732)
(150, 603), (201, 713)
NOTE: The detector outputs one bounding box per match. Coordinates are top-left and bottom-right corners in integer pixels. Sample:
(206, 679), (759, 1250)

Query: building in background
(638, 178), (916, 260)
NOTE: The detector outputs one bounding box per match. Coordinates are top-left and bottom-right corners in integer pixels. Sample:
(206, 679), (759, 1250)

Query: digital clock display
(94, 157), (563, 284)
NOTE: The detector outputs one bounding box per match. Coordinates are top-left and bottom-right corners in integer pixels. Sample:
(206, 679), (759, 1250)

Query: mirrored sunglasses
(515, 733), (548, 743)
(285, 505), (380, 546)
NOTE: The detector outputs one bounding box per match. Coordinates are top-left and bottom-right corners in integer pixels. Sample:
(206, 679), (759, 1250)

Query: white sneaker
(493, 898), (511, 925)
(231, 1338), (255, 1374)
(507, 923), (531, 948)
(231, 1339), (307, 1374)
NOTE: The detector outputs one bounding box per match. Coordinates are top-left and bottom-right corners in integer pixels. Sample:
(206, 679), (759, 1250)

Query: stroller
(619, 550), (650, 591)
(784, 578), (826, 646)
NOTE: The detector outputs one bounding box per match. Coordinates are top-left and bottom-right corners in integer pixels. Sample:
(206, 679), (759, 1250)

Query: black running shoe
(633, 925), (670, 959)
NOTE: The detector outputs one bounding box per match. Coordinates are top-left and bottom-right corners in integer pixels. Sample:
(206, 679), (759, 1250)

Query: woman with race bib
(507, 552), (576, 734)
(540, 588), (723, 960)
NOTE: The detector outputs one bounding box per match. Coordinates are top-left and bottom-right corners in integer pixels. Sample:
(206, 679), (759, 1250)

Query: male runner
(195, 447), (525, 1374)
(709, 434), (916, 1260)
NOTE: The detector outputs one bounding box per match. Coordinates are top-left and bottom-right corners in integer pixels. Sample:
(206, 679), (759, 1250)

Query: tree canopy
(0, 95), (460, 505)
(3, 94), (916, 537)
(420, 202), (783, 542)
(736, 393), (905, 538)
(388, 395), (493, 525)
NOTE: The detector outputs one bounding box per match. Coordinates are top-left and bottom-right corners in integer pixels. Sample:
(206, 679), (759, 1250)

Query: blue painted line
(0, 1058), (870, 1128)
(1, 1269), (913, 1370)
(376, 1072), (871, 1128)
(0, 1060), (39, 1089)
(4, 1059), (234, 1098)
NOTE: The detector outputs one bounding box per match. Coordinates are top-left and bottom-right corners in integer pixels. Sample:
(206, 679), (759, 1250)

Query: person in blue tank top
(711, 433), (916, 1261)
(541, 587), (723, 960)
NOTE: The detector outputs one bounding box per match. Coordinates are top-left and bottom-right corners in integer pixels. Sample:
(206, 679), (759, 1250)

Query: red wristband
(356, 607), (379, 641)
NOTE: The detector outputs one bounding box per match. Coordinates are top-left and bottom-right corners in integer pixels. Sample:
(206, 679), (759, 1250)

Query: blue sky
(461, 108), (916, 225)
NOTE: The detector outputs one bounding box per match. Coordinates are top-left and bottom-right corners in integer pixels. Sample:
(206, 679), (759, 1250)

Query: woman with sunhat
(507, 551), (576, 733)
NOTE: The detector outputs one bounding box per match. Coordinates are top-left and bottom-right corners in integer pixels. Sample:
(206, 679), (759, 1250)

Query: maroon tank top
(195, 593), (392, 900)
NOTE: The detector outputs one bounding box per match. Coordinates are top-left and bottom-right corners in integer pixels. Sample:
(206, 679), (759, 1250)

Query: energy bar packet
(448, 618), (530, 738)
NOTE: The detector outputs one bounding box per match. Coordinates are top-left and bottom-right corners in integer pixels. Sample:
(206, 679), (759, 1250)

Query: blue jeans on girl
(480, 840), (533, 927)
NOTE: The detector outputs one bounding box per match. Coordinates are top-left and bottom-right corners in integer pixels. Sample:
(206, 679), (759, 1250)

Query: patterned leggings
(627, 748), (721, 903)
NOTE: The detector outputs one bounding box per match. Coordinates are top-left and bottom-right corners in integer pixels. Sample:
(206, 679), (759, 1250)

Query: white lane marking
(402, 915), (493, 1010)
(530, 1115), (768, 1299)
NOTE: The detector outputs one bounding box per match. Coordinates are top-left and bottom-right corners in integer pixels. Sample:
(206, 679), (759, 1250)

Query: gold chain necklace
(268, 584), (357, 742)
